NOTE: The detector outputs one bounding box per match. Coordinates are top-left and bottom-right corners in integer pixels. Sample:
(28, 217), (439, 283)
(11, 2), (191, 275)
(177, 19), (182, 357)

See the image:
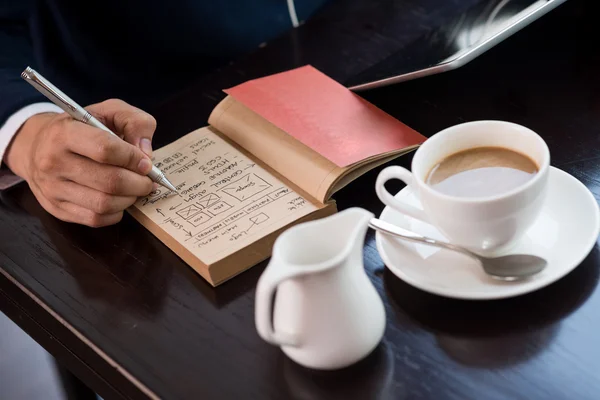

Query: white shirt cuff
(0, 102), (64, 166)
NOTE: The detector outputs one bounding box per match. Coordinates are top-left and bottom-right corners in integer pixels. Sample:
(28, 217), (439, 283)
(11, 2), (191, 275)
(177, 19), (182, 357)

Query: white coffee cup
(375, 120), (550, 255)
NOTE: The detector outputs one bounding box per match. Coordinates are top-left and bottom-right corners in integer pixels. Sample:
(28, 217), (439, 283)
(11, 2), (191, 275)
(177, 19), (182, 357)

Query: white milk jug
(255, 207), (386, 370)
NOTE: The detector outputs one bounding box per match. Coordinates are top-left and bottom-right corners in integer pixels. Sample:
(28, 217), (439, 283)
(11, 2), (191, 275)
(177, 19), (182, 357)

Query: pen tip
(155, 174), (180, 196)
(161, 180), (177, 194)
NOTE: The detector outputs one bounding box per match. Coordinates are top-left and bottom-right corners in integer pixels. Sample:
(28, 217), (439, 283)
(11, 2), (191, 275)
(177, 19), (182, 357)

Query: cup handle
(255, 263), (301, 347)
(375, 166), (430, 223)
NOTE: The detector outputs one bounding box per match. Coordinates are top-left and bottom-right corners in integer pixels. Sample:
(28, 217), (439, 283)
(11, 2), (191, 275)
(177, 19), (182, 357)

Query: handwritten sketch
(197, 193), (221, 209)
(141, 188), (168, 206)
(190, 136), (216, 155)
(221, 173), (271, 202)
(222, 210), (247, 225)
(249, 213), (269, 225)
(177, 204), (203, 220)
(244, 195), (272, 214)
(189, 212), (213, 228)
(287, 196), (308, 212)
(193, 221), (226, 243)
(207, 201), (232, 216)
(268, 187), (291, 201)
(172, 158), (199, 175)
(161, 155), (189, 174)
(229, 213), (271, 241)
(131, 126), (319, 264)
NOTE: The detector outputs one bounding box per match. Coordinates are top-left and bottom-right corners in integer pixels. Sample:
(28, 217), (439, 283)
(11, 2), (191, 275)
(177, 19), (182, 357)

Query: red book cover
(224, 65), (425, 167)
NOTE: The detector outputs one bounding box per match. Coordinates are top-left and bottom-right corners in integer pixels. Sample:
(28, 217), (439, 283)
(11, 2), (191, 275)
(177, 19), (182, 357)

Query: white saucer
(375, 166), (600, 300)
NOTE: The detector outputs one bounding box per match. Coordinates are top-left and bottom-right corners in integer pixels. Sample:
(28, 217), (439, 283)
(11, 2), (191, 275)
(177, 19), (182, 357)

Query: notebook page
(131, 127), (318, 265)
(208, 95), (341, 203)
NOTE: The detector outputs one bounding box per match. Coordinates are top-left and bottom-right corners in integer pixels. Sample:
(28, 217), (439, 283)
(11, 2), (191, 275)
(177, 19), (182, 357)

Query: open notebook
(128, 66), (425, 286)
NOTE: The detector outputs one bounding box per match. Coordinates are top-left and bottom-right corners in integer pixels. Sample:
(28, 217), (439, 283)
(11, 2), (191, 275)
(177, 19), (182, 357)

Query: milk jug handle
(255, 265), (302, 347)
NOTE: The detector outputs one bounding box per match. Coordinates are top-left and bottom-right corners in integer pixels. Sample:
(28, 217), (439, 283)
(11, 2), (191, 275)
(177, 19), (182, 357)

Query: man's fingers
(65, 123), (153, 175)
(58, 201), (124, 227)
(53, 180), (137, 214)
(85, 99), (156, 157)
(30, 182), (122, 227)
(18, 107), (145, 229)
(62, 153), (153, 197)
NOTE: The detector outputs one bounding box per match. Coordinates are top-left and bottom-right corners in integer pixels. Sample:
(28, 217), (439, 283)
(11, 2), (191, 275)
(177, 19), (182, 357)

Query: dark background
(2, 0), (600, 399)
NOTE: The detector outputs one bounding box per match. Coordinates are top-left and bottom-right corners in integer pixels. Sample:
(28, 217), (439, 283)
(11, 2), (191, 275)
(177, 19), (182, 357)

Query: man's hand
(4, 99), (157, 227)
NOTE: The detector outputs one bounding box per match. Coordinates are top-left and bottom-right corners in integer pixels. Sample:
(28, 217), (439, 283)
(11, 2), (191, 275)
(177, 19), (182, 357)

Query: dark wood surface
(2, 0), (600, 399)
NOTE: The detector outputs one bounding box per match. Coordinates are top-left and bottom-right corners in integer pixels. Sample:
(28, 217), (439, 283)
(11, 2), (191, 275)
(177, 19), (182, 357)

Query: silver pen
(21, 66), (179, 194)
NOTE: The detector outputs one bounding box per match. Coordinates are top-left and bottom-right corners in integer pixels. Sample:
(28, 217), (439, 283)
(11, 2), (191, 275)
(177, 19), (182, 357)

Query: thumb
(85, 98), (157, 157)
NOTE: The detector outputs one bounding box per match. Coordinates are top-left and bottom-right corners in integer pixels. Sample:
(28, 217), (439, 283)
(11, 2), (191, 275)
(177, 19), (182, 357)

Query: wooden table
(2, 1), (600, 399)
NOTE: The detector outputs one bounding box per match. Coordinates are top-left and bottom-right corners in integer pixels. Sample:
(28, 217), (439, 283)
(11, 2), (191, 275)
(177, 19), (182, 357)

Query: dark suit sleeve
(0, 2), (47, 125)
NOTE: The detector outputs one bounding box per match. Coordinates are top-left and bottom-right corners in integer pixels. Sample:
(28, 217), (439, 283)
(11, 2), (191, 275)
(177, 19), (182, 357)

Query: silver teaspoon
(369, 218), (547, 281)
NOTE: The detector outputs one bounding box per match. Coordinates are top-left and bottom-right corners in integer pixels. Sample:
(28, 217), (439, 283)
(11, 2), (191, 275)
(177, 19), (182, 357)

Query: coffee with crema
(426, 146), (538, 198)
